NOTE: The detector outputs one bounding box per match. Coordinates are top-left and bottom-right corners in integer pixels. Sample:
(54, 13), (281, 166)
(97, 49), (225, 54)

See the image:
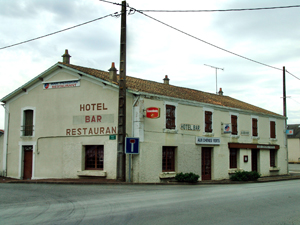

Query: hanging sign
(146, 107), (160, 119)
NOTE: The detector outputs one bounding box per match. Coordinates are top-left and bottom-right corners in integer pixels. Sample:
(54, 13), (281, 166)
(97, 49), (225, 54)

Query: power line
(0, 12), (120, 50)
(99, 0), (121, 6)
(286, 70), (300, 81)
(134, 9), (283, 71)
(139, 5), (300, 13)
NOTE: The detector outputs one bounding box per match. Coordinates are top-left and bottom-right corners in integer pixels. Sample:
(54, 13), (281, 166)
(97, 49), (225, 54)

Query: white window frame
(20, 107), (36, 137)
(251, 115), (259, 139)
(203, 108), (214, 136)
(163, 101), (178, 133)
(269, 118), (277, 141)
(230, 112), (239, 138)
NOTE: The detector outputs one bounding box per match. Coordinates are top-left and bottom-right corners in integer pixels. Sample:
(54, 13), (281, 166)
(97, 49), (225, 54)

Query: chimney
(218, 88), (223, 96)
(163, 75), (170, 85)
(62, 49), (71, 64)
(108, 62), (118, 82)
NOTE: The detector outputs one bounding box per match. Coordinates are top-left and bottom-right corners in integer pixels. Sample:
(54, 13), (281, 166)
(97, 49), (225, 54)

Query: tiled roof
(59, 62), (281, 117)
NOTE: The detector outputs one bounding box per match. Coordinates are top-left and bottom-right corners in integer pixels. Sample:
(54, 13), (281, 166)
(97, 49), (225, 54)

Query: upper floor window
(205, 111), (213, 133)
(231, 115), (238, 135)
(252, 118), (258, 137)
(23, 110), (34, 136)
(270, 121), (276, 139)
(166, 104), (176, 129)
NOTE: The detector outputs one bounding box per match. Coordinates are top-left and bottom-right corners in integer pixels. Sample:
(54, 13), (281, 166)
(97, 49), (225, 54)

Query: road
(1, 180), (300, 225)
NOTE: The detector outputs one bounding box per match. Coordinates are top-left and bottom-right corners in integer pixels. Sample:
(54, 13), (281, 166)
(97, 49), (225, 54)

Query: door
(23, 146), (33, 180)
(202, 147), (211, 180)
(252, 149), (258, 172)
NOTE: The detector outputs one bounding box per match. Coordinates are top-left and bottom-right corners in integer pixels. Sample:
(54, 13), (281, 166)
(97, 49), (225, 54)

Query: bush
(230, 170), (261, 181)
(175, 172), (200, 183)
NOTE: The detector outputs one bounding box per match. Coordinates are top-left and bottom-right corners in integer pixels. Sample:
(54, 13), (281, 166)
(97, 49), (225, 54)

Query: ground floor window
(230, 148), (238, 168)
(162, 146), (175, 172)
(85, 145), (104, 170)
(270, 150), (276, 167)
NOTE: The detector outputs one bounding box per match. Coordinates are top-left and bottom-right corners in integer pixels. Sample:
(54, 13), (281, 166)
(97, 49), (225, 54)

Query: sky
(0, 0), (299, 129)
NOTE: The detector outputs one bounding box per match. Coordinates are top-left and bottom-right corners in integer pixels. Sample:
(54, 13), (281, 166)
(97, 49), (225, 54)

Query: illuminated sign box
(146, 107), (160, 119)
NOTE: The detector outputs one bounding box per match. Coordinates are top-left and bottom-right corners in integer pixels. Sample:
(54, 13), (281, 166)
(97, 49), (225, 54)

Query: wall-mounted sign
(43, 80), (80, 89)
(181, 124), (200, 131)
(146, 107), (160, 119)
(241, 130), (250, 136)
(286, 129), (294, 135)
(196, 137), (221, 145)
(222, 123), (231, 134)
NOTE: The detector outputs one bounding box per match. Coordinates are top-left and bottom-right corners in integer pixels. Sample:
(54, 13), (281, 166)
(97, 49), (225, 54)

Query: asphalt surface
(1, 180), (300, 224)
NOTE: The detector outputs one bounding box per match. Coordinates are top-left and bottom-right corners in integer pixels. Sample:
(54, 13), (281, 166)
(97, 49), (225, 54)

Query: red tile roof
(59, 62), (282, 117)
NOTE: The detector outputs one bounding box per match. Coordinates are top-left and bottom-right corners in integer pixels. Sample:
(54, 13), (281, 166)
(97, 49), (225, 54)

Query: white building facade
(1, 51), (288, 182)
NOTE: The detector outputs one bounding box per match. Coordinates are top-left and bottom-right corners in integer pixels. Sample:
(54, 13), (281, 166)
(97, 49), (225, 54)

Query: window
(231, 115), (238, 135)
(270, 150), (276, 167)
(23, 110), (34, 136)
(166, 105), (176, 129)
(85, 145), (104, 170)
(270, 121), (276, 138)
(205, 111), (213, 133)
(230, 149), (238, 168)
(162, 146), (175, 172)
(252, 118), (258, 137)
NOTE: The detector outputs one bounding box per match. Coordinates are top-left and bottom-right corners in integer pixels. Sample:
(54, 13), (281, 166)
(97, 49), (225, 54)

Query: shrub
(230, 170), (261, 181)
(175, 172), (200, 183)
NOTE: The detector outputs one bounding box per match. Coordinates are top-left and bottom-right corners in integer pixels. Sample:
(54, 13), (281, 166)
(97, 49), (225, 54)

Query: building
(287, 124), (300, 163)
(0, 50), (288, 182)
(0, 129), (3, 176)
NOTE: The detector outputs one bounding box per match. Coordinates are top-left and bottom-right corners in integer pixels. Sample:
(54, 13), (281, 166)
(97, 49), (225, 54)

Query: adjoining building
(0, 50), (288, 182)
(0, 129), (3, 176)
(287, 124), (300, 163)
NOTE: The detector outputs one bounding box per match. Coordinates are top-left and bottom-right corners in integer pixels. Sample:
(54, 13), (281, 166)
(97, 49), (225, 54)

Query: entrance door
(23, 146), (33, 180)
(252, 149), (258, 172)
(202, 147), (211, 180)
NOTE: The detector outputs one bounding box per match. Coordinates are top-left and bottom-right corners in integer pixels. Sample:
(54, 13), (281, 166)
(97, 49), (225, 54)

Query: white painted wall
(288, 139), (300, 162)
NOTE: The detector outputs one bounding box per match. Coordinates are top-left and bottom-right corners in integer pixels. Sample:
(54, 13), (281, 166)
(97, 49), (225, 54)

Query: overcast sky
(0, 0), (299, 129)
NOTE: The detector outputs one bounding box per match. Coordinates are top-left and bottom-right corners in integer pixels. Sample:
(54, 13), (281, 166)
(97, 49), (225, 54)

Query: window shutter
(252, 118), (258, 137)
(205, 111), (212, 132)
(166, 105), (176, 129)
(231, 115), (238, 135)
(270, 121), (276, 138)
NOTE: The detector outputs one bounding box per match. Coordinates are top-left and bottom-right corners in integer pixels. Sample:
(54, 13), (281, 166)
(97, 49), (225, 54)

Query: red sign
(146, 107), (160, 119)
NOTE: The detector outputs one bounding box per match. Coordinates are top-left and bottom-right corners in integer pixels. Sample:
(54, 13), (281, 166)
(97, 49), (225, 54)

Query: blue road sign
(125, 137), (139, 154)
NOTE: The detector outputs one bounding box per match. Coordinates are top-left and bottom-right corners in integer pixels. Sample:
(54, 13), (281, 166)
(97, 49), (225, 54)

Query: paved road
(1, 180), (300, 225)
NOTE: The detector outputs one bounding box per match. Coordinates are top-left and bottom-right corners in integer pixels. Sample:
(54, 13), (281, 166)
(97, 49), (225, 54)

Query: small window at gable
(23, 110), (34, 136)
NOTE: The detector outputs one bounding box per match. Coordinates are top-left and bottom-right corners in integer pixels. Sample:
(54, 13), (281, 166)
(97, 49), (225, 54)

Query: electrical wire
(0, 12), (120, 50)
(99, 0), (121, 6)
(139, 5), (300, 13)
(134, 9), (283, 71)
(286, 71), (300, 81)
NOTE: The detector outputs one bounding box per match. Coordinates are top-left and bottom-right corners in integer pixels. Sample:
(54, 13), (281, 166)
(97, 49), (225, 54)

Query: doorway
(202, 147), (212, 180)
(23, 146), (33, 180)
(252, 149), (258, 172)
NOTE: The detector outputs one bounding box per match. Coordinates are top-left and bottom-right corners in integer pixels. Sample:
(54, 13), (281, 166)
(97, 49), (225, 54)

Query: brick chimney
(218, 88), (223, 96)
(163, 75), (170, 85)
(62, 49), (71, 64)
(108, 62), (118, 82)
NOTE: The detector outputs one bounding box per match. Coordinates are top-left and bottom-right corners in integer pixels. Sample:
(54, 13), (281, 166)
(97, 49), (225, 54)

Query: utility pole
(204, 64), (224, 94)
(283, 66), (287, 118)
(116, 0), (127, 181)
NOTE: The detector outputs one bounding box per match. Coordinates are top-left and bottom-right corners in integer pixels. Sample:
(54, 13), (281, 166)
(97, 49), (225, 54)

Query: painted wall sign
(241, 130), (250, 136)
(73, 114), (114, 124)
(181, 124), (200, 131)
(196, 137), (221, 145)
(66, 126), (117, 136)
(43, 80), (80, 89)
(146, 107), (160, 119)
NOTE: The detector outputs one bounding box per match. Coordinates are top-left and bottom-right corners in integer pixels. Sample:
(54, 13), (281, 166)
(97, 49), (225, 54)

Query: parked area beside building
(0, 50), (288, 183)
(287, 124), (300, 163)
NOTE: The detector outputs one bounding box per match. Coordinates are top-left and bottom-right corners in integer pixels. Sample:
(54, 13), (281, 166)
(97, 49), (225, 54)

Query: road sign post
(125, 137), (139, 182)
